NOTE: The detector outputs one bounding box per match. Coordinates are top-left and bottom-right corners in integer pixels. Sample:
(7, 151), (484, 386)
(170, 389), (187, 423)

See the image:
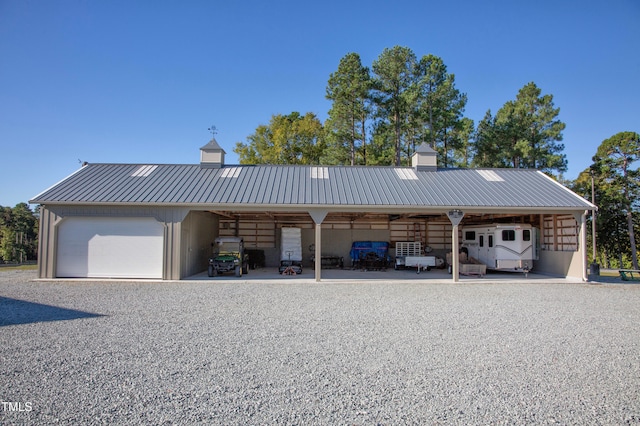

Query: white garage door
(57, 217), (164, 278)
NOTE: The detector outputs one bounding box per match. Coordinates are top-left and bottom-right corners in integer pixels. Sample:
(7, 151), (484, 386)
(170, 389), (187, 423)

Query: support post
(447, 210), (465, 283)
(308, 209), (328, 283)
(452, 224), (460, 282)
(580, 211), (588, 281)
(315, 223), (321, 282)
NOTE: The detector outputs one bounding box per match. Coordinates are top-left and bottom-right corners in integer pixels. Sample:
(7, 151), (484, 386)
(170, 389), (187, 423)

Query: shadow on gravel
(0, 296), (105, 326)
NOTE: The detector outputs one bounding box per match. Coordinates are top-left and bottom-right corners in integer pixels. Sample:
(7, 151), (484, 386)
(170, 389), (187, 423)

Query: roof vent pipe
(411, 142), (437, 171)
(200, 137), (226, 168)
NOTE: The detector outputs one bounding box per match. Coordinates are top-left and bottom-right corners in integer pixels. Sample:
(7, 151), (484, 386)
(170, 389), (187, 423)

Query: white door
(477, 233), (494, 268)
(56, 217), (164, 278)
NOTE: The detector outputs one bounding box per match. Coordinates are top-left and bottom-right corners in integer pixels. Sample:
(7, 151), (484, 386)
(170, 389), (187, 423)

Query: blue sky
(1, 0), (638, 207)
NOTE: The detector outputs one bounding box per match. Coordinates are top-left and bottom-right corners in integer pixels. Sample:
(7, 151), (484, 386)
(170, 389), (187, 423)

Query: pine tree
(325, 53), (371, 165)
(473, 82), (566, 175)
(593, 131), (640, 269)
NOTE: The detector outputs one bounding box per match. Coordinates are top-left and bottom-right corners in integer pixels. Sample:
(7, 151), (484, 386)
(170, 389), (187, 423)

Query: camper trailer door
(477, 232), (495, 268)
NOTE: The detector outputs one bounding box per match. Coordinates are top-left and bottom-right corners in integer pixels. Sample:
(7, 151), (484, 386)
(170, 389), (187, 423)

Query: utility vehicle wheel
(208, 265), (214, 277)
(242, 264), (249, 274)
(235, 265), (242, 277)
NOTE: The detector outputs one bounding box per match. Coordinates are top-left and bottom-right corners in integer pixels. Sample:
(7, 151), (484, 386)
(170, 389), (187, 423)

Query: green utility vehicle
(208, 237), (249, 277)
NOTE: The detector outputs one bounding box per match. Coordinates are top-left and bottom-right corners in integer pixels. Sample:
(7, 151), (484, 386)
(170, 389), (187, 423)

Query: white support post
(315, 223), (321, 282)
(447, 210), (464, 283)
(308, 209), (328, 283)
(580, 211), (588, 281)
(452, 224), (460, 282)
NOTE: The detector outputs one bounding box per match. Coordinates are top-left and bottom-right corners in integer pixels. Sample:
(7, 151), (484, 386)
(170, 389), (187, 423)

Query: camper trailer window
(479, 235), (484, 247)
(488, 235), (494, 247)
(523, 230), (531, 241)
(465, 231), (476, 240)
(502, 230), (516, 241)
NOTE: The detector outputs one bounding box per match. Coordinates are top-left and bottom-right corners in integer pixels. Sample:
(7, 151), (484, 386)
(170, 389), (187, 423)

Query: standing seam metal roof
(30, 163), (595, 211)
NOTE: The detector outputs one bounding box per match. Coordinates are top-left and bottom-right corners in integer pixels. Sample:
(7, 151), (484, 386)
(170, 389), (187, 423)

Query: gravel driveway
(1, 270), (639, 425)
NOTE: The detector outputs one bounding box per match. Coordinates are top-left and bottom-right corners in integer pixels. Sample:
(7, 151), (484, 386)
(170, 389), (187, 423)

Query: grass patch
(0, 264), (37, 271)
(599, 269), (621, 277)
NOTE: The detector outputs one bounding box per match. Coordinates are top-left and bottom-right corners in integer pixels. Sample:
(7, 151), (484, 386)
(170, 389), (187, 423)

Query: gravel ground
(1, 270), (639, 425)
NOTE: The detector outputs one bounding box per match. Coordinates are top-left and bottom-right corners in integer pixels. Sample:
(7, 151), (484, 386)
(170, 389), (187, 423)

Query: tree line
(235, 45), (566, 175)
(0, 203), (38, 263)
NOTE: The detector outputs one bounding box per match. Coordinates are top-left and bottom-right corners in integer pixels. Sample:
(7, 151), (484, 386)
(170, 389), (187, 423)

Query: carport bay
(178, 207), (588, 282)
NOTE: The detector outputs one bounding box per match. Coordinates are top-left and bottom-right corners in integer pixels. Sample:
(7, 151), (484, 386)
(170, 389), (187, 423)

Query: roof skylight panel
(395, 168), (418, 180)
(476, 170), (505, 182)
(311, 167), (329, 179)
(131, 165), (158, 177)
(221, 167), (241, 178)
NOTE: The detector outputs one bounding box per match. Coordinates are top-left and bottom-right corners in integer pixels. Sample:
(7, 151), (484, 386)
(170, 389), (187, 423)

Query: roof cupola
(200, 137), (226, 168)
(412, 142), (437, 171)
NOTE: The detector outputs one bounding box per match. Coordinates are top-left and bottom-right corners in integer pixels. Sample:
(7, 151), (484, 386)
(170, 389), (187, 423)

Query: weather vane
(208, 125), (218, 136)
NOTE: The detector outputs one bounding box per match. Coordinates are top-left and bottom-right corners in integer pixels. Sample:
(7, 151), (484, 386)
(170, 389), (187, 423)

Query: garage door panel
(57, 217), (164, 278)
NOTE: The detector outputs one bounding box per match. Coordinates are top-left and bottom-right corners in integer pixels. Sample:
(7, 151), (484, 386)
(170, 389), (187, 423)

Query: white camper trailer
(279, 227), (303, 274)
(461, 224), (539, 272)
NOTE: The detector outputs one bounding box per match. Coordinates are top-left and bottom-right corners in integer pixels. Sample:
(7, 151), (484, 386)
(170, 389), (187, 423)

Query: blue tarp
(350, 241), (389, 261)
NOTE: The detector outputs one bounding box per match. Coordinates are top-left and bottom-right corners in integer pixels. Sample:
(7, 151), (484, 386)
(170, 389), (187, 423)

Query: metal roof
(30, 163), (595, 213)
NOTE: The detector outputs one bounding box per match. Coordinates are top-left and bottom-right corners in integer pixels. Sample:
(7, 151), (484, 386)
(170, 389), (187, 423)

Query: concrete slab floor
(185, 267), (591, 284)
